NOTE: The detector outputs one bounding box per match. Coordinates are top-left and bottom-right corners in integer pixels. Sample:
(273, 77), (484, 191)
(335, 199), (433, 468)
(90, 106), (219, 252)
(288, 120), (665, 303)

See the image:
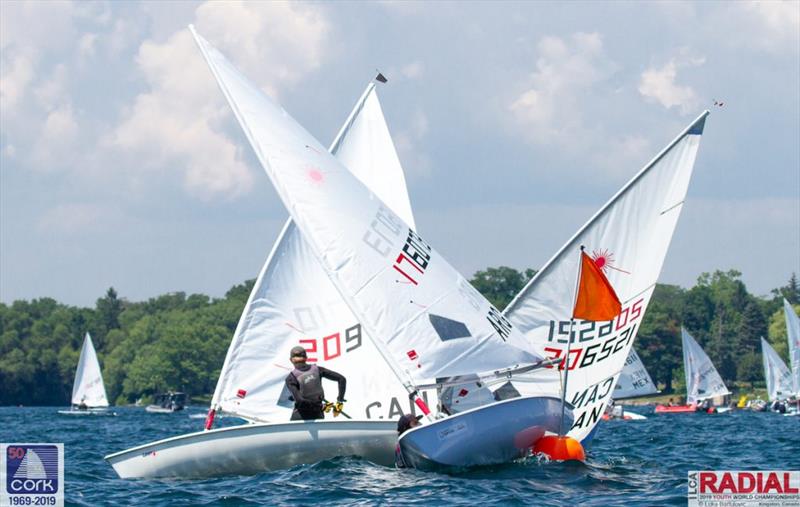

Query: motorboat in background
(145, 392), (187, 413)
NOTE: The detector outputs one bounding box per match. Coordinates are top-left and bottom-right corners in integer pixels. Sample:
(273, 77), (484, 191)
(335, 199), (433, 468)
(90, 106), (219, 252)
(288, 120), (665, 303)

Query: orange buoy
(533, 435), (585, 462)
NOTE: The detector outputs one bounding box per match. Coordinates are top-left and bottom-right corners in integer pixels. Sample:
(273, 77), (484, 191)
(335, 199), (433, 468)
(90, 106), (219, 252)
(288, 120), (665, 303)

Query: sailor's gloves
(333, 401), (344, 417)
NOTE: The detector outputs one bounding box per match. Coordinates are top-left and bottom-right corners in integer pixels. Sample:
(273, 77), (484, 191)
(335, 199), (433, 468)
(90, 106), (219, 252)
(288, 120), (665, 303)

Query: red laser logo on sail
(591, 249), (630, 275)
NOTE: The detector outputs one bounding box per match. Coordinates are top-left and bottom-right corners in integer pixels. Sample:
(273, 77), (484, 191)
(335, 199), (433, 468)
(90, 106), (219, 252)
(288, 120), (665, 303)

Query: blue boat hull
(398, 395), (571, 469)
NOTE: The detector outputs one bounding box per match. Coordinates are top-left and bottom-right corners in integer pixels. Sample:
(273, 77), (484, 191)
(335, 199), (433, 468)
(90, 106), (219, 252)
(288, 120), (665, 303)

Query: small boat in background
(603, 348), (659, 420)
(761, 337), (794, 408)
(58, 333), (115, 416)
(145, 392), (187, 413)
(655, 328), (730, 414)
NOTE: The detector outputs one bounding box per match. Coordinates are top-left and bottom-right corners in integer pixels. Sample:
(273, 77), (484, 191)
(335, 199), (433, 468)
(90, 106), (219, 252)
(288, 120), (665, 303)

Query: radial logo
(2, 443), (64, 506)
(688, 470), (799, 506)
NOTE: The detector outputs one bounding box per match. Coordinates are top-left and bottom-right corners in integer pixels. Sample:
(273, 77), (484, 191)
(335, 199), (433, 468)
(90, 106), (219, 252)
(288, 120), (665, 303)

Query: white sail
(784, 298), (800, 394)
(502, 112), (708, 441)
(761, 337), (793, 402)
(191, 28), (543, 394)
(71, 332), (109, 407)
(613, 348), (658, 399)
(682, 328), (729, 404)
(210, 83), (430, 422)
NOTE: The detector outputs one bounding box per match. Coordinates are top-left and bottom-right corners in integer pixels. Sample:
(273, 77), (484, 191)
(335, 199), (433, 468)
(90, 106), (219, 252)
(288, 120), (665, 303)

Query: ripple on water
(1, 406), (796, 506)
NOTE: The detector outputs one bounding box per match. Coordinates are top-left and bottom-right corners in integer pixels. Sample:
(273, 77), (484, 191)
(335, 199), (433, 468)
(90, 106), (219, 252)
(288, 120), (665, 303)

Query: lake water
(1, 406), (797, 506)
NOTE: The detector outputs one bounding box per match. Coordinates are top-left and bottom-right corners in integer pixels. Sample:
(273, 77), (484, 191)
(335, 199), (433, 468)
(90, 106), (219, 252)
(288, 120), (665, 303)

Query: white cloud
(638, 53), (705, 114)
(0, 52), (34, 112)
(0, 0), (76, 54)
(738, 1), (800, 52)
(33, 64), (69, 111)
(31, 104), (80, 169)
(107, 1), (331, 199)
(509, 32), (615, 144)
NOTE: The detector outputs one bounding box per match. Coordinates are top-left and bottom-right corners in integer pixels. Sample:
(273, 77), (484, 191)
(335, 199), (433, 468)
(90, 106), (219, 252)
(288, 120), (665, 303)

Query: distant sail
(211, 84), (425, 422)
(761, 337), (793, 402)
(192, 28), (543, 396)
(72, 332), (109, 407)
(503, 112), (708, 441)
(614, 348), (658, 399)
(783, 299), (800, 394)
(682, 328), (730, 404)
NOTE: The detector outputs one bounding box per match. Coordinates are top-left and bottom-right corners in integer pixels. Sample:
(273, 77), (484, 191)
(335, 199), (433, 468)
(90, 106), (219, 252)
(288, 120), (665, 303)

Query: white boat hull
(57, 408), (116, 416)
(398, 396), (570, 469)
(145, 405), (182, 414)
(105, 419), (397, 479)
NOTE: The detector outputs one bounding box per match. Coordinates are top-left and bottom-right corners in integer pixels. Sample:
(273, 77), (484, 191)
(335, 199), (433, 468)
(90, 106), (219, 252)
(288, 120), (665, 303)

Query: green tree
(771, 272), (800, 305)
(470, 266), (536, 311)
(96, 287), (123, 332)
(736, 352), (762, 388)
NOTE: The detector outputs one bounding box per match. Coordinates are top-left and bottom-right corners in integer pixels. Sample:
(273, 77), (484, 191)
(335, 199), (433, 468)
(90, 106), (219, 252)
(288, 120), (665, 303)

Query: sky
(1, 1), (798, 307)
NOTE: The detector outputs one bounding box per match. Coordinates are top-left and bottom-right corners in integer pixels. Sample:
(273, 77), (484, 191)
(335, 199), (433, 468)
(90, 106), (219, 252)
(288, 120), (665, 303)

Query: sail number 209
(300, 323), (362, 363)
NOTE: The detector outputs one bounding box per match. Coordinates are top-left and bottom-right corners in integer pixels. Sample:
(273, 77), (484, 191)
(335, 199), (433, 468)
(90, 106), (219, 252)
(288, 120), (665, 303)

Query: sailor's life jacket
(292, 365), (324, 403)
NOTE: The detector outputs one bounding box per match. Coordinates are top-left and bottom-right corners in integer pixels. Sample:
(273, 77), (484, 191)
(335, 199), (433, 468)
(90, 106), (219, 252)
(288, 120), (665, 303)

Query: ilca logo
(2, 443), (64, 506)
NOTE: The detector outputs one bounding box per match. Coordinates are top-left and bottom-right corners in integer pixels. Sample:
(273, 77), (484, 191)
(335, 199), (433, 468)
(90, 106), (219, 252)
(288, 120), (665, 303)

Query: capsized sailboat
(107, 75), (423, 478)
(492, 112), (708, 442)
(186, 28), (567, 471)
(655, 328), (730, 413)
(58, 333), (114, 416)
(603, 348), (657, 420)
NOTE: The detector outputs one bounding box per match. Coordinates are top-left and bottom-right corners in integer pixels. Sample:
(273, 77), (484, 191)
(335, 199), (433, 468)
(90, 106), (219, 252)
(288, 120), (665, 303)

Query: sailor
(77, 396), (88, 410)
(394, 413), (422, 468)
(285, 346), (346, 421)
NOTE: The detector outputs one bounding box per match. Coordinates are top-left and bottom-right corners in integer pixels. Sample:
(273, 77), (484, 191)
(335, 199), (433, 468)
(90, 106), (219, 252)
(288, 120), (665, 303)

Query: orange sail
(572, 251), (621, 321)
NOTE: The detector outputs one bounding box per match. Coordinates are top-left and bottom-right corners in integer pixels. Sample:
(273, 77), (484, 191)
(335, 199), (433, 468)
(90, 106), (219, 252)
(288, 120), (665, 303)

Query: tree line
(0, 270), (797, 406)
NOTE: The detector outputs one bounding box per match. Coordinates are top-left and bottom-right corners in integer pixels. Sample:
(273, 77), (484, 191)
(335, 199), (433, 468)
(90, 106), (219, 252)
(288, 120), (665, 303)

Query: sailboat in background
(58, 333), (114, 416)
(783, 299), (800, 397)
(655, 328), (730, 414)
(186, 27), (567, 471)
(106, 74), (422, 478)
(493, 112), (708, 442)
(603, 348), (658, 420)
(781, 299), (800, 415)
(761, 337), (794, 404)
